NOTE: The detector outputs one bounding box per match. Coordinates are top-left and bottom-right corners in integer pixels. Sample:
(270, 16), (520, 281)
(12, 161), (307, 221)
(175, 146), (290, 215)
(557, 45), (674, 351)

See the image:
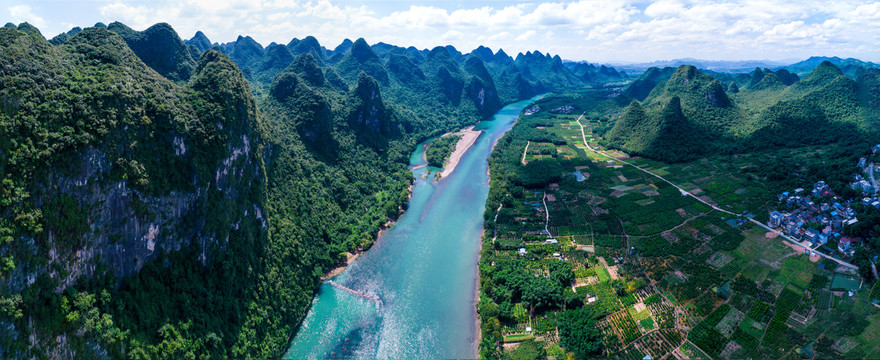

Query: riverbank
(321, 252), (361, 281)
(320, 183), (414, 281)
(440, 126), (483, 179)
(286, 96), (543, 359)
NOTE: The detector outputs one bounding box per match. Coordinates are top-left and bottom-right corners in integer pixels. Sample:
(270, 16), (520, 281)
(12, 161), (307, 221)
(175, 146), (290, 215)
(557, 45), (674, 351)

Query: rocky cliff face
(0, 26), (267, 358)
(351, 72), (389, 136)
(463, 57), (502, 116)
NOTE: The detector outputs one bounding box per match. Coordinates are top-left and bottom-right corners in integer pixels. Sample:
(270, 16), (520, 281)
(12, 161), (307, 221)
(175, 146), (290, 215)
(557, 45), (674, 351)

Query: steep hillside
(604, 63), (877, 162)
(184, 30), (212, 53)
(257, 43), (295, 82)
(620, 67), (675, 101)
(0, 25), (281, 359)
(224, 35), (264, 76)
(107, 22), (196, 82)
(515, 50), (582, 88)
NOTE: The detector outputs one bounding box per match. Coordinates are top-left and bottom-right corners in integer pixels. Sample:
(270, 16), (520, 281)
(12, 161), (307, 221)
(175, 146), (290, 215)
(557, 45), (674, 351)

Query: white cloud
(9, 5), (48, 29)
(439, 30), (464, 42)
(488, 32), (512, 42)
(18, 0), (880, 63)
(644, 0), (685, 17)
(516, 30), (536, 41)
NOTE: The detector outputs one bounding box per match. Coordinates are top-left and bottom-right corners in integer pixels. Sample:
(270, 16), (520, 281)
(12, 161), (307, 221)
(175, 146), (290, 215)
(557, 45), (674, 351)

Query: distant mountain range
(611, 58), (790, 74)
(610, 56), (880, 78)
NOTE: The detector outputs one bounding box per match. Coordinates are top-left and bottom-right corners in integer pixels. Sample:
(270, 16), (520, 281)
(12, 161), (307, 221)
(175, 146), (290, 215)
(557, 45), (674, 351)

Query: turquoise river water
(285, 96), (540, 359)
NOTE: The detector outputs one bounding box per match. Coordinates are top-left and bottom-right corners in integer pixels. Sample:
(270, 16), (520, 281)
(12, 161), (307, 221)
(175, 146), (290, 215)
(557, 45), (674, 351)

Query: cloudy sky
(7, 0), (880, 63)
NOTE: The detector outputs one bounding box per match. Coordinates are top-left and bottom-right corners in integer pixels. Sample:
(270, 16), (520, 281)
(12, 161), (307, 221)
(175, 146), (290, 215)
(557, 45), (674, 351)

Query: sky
(6, 0), (880, 63)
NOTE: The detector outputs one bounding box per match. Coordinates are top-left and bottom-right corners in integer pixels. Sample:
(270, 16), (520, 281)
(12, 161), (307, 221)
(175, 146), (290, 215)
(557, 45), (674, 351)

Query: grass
(628, 306), (652, 322)
(503, 334), (535, 343)
(679, 340), (712, 360)
(739, 317), (765, 339)
(857, 314), (880, 347)
(830, 275), (861, 291)
(595, 266), (611, 282)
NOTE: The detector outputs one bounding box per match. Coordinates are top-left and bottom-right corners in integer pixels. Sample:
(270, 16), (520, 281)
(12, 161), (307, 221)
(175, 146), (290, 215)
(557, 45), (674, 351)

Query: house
(778, 191), (790, 201)
(545, 239), (558, 244)
(769, 211), (784, 228)
(872, 144), (880, 153)
(804, 229), (820, 244)
(832, 219), (844, 232)
(839, 237), (856, 252)
(518, 248), (527, 256)
(785, 223), (800, 235)
(859, 158), (867, 168)
(794, 188), (805, 194)
(817, 233), (828, 247)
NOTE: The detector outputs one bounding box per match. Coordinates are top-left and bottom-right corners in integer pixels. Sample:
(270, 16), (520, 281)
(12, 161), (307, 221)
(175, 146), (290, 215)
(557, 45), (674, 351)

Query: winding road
(573, 114), (858, 269)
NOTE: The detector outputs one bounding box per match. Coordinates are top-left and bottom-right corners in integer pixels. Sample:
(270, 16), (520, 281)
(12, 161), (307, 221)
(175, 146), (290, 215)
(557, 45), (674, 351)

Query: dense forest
(0, 21), (618, 359)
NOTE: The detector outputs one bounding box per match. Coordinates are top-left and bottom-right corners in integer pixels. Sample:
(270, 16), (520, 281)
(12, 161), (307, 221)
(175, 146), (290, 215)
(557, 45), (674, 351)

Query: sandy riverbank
(439, 126), (483, 179)
(321, 252), (361, 281)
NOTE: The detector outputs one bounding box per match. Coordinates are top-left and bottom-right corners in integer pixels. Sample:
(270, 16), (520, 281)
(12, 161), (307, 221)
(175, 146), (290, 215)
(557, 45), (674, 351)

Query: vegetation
(480, 88), (880, 359)
(0, 20), (616, 359)
(557, 306), (603, 358)
(604, 63), (879, 163)
(425, 134), (461, 167)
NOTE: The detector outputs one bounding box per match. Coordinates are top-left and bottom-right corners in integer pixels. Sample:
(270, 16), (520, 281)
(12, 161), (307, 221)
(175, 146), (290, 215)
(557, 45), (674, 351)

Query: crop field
(480, 91), (880, 359)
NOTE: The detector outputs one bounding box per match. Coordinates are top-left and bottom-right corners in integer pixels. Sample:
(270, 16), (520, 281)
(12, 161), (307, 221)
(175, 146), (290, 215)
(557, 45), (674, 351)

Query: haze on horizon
(6, 0), (880, 64)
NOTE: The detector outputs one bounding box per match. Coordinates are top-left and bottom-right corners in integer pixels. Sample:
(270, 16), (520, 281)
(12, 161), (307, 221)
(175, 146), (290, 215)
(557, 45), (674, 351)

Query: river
(284, 96), (541, 359)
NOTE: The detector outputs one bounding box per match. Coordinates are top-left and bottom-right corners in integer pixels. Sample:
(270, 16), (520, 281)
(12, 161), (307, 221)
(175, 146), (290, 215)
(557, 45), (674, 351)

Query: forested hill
(604, 63), (880, 162)
(0, 21), (623, 359)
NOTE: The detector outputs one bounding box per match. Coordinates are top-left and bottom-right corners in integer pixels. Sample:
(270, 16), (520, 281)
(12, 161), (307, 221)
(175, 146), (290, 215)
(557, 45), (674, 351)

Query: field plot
(479, 91), (879, 360)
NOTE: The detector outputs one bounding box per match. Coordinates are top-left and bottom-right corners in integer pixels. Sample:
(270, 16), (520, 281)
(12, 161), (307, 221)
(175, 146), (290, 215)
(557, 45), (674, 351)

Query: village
(767, 145), (880, 259)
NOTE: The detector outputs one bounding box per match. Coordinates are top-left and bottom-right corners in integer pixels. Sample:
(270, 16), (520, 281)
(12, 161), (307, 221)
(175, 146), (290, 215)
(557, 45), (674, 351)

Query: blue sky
(7, 0), (880, 63)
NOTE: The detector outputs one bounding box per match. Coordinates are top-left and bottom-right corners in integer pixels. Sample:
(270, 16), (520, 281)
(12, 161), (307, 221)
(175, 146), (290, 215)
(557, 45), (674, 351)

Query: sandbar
(439, 126), (483, 179)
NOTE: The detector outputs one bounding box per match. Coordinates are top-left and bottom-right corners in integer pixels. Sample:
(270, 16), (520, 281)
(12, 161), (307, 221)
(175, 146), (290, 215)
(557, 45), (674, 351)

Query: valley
(0, 10), (879, 360)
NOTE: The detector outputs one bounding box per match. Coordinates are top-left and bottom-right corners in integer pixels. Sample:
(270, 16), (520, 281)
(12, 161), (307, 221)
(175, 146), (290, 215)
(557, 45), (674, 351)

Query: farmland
(478, 90), (880, 359)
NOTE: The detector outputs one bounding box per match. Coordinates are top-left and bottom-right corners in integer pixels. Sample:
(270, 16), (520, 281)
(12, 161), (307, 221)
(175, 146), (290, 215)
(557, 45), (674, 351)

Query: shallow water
(285, 96), (541, 359)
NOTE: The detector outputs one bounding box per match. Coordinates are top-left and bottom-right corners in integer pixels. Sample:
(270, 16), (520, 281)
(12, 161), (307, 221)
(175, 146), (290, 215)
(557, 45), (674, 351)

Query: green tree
(522, 277), (562, 313)
(558, 306), (603, 359)
(549, 261), (574, 286)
